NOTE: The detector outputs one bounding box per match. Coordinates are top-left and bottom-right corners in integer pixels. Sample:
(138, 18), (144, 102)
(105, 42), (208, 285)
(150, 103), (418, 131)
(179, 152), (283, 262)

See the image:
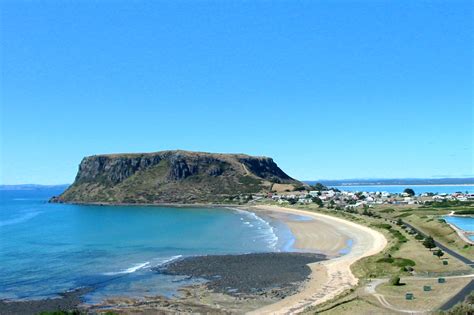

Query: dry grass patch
(377, 277), (472, 312)
(405, 215), (473, 260)
(316, 297), (397, 315)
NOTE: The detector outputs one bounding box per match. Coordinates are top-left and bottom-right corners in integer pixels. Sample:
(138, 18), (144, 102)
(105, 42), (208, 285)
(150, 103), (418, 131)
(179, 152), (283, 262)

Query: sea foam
(231, 208), (279, 250)
(103, 262), (151, 276)
(103, 255), (183, 276)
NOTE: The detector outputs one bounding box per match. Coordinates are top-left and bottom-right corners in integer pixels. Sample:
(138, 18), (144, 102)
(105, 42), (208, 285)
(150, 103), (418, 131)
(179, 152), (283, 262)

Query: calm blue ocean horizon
(0, 188), (294, 303)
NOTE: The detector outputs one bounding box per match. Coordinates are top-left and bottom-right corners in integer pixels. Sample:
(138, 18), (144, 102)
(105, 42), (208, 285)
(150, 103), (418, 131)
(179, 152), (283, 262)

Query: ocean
(331, 185), (474, 194)
(0, 187), (294, 303)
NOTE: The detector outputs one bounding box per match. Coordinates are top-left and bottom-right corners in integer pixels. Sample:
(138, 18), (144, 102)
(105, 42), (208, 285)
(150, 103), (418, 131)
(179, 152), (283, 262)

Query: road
(439, 279), (474, 310)
(401, 221), (474, 310)
(402, 221), (473, 267)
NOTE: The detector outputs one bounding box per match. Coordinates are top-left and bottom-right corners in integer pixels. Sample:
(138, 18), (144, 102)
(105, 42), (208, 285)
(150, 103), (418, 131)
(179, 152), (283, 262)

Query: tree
(312, 196), (323, 208)
(434, 249), (445, 259)
(423, 236), (436, 250)
(287, 198), (297, 205)
(293, 186), (306, 192)
(311, 182), (328, 191)
(396, 218), (404, 226)
(404, 188), (415, 196)
(415, 233), (425, 240)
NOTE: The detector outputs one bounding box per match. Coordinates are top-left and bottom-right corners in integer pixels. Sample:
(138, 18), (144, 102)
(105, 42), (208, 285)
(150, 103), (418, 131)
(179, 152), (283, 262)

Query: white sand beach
(248, 205), (387, 315)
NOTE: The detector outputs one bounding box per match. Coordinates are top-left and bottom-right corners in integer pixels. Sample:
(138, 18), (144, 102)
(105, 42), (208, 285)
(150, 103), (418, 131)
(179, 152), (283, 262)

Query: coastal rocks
(157, 252), (326, 297)
(52, 150), (303, 204)
(0, 287), (91, 315)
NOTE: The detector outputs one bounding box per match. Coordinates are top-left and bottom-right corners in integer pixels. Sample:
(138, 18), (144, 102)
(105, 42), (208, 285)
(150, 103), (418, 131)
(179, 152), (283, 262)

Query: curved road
(403, 221), (473, 267)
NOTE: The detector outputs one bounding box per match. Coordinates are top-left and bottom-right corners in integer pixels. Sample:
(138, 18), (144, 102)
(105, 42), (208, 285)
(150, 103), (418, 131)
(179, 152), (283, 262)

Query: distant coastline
(2, 178), (473, 191)
(307, 177), (474, 186)
(331, 184), (473, 187)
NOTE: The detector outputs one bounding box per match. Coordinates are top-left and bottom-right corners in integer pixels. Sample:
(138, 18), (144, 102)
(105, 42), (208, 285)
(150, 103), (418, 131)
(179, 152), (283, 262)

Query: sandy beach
(248, 205), (387, 315)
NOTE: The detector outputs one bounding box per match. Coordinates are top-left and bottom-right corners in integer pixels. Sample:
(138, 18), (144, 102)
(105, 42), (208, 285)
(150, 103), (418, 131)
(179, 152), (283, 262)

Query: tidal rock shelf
(157, 252), (326, 299)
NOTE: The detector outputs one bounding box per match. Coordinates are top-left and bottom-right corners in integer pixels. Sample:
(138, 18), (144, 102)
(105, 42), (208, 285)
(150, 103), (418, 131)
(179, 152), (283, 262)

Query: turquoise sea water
(0, 188), (294, 303)
(444, 216), (474, 241)
(332, 185), (474, 194)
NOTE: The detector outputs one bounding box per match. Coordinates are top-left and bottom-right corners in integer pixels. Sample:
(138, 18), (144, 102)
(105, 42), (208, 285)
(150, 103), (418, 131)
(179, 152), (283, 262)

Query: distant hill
(0, 184), (69, 191)
(51, 150), (303, 204)
(306, 178), (474, 186)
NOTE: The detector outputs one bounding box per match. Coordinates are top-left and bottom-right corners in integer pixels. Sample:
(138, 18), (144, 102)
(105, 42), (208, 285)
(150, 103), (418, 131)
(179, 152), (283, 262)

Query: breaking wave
(103, 255), (182, 276)
(231, 208), (279, 250)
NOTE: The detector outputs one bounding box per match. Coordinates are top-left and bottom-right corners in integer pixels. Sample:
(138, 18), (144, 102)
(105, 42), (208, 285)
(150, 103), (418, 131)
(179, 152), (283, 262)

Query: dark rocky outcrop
(52, 150), (302, 204)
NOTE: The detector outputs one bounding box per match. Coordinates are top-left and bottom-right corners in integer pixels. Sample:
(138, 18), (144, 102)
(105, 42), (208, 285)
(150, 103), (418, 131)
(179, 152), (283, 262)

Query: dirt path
(365, 274), (474, 314)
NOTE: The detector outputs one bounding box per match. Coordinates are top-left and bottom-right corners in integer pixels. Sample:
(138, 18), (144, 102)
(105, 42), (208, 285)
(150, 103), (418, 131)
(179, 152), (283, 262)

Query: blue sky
(1, 1), (472, 184)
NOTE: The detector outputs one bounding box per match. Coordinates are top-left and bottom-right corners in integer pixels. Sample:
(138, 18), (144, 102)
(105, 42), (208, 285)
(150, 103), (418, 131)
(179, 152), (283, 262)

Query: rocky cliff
(51, 150), (303, 204)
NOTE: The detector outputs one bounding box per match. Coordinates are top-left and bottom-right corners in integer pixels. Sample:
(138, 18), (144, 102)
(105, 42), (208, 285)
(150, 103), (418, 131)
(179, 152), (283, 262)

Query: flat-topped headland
(51, 150), (304, 204)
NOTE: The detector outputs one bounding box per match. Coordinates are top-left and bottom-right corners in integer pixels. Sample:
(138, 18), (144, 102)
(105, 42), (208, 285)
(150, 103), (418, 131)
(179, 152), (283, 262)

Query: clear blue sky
(1, 1), (473, 185)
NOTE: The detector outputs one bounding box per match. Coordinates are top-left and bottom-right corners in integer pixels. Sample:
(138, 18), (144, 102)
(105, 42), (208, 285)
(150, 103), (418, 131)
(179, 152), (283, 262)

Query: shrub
(377, 257), (394, 264)
(454, 209), (474, 215)
(392, 258), (416, 267)
(390, 275), (401, 286)
(415, 233), (425, 240)
(372, 223), (392, 230)
(389, 229), (408, 243)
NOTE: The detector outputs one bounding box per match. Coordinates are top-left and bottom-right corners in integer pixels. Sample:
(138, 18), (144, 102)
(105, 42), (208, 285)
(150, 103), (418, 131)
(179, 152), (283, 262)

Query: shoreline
(243, 206), (351, 257)
(446, 223), (474, 246)
(247, 205), (387, 314)
(2, 203), (387, 314)
(444, 213), (474, 245)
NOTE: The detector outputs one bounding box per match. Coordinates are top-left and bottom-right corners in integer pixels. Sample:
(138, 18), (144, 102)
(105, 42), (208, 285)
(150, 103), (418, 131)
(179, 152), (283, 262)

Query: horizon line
(1, 177), (474, 187)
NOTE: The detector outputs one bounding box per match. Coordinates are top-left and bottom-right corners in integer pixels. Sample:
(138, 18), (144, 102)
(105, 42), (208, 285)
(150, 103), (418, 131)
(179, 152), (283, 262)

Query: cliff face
(52, 150), (302, 204)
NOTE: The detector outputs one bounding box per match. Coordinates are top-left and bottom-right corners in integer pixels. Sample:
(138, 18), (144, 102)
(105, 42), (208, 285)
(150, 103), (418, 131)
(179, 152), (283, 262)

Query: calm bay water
(444, 216), (474, 241)
(0, 188), (293, 303)
(332, 185), (474, 194)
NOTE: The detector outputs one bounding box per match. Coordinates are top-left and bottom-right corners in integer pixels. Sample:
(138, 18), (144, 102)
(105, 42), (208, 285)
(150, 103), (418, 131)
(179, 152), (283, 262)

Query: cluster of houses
(253, 188), (474, 209)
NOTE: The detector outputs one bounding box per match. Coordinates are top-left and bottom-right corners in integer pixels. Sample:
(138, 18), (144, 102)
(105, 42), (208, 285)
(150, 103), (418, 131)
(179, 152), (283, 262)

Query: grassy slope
(372, 204), (473, 260)
(377, 277), (472, 312)
(261, 202), (473, 314)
